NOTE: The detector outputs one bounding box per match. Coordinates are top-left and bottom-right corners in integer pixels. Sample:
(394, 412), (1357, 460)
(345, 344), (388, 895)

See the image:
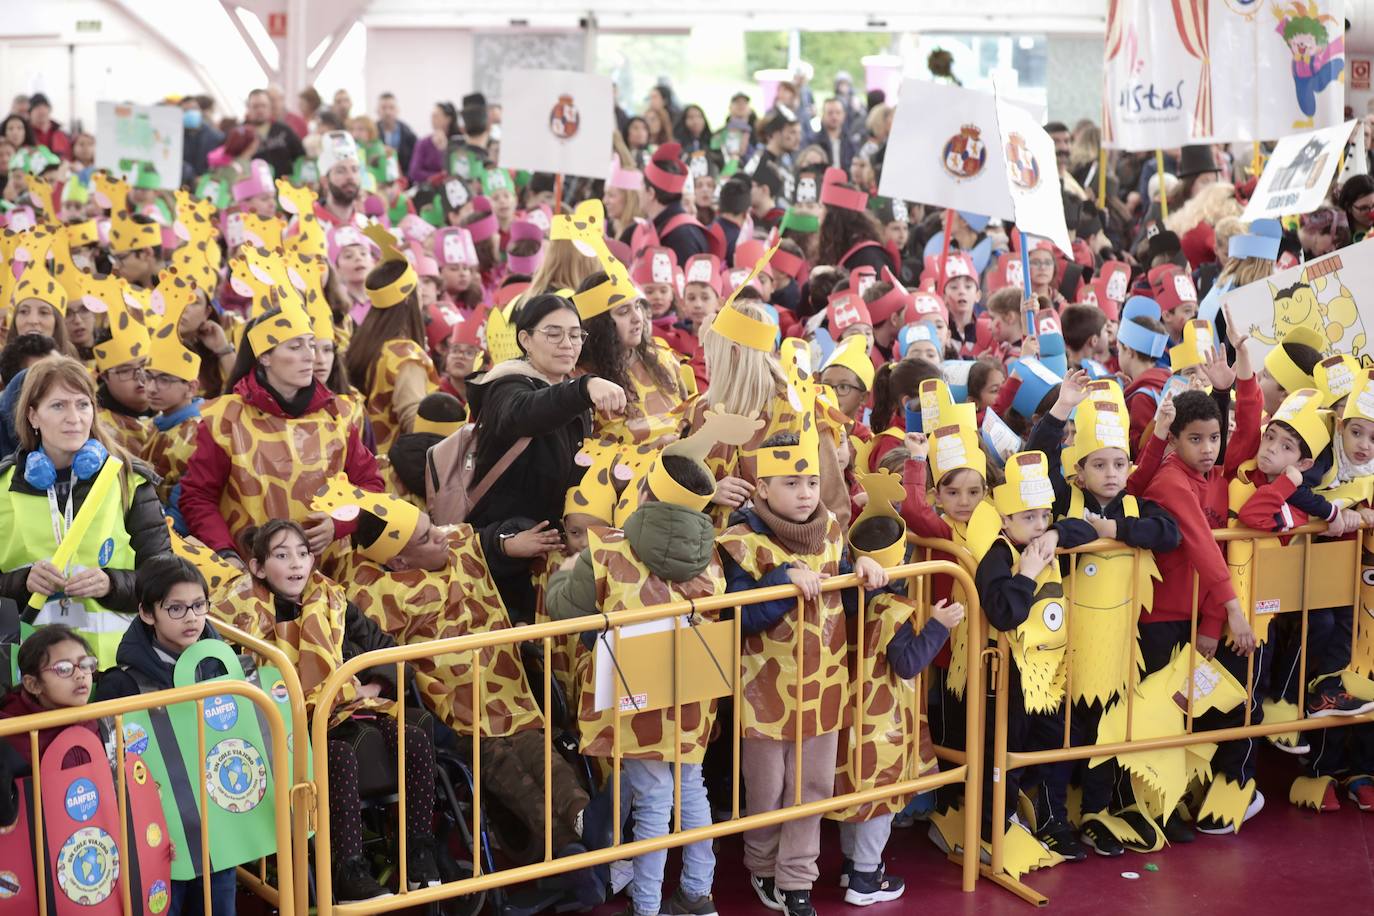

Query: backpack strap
(469, 436), (532, 510)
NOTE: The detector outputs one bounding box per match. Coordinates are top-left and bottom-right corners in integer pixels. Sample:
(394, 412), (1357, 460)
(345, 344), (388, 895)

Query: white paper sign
(94, 102), (183, 191)
(499, 68), (613, 180)
(1242, 120), (1357, 222)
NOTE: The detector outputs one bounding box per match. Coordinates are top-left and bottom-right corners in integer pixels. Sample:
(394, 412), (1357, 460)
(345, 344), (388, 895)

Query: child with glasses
(1, 623), (100, 763)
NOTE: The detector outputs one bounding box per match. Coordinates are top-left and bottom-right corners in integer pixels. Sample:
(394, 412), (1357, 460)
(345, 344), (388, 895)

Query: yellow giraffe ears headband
(312, 477), (422, 565)
(849, 469), (908, 568)
(710, 242), (781, 353)
(362, 224), (420, 310)
(645, 408), (763, 511)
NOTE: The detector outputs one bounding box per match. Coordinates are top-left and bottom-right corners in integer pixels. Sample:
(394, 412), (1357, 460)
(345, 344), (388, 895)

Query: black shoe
(662, 887), (720, 915)
(1038, 819), (1087, 862)
(1078, 819), (1125, 857)
(1115, 808), (1160, 853)
(407, 836), (442, 889)
(1163, 811), (1195, 844)
(1307, 679), (1374, 718)
(782, 889), (816, 916)
(335, 855), (394, 903)
(751, 874), (784, 912)
(430, 836), (468, 884)
(844, 868), (905, 906)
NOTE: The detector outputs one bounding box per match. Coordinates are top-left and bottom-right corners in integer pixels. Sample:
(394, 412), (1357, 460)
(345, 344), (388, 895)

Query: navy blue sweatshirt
(975, 519), (1097, 633)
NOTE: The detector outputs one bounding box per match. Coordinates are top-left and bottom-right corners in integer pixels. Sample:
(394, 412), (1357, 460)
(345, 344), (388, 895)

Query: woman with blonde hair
(0, 355), (170, 663)
(518, 237), (599, 308)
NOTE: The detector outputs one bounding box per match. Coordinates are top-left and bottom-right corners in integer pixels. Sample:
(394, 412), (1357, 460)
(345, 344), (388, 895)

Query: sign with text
(1242, 120), (1356, 222)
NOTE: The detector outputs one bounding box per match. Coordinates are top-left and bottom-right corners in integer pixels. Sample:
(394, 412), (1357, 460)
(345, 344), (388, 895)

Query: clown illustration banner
(1103, 0), (1346, 149)
(1242, 120), (1356, 221)
(94, 102), (184, 190)
(879, 79), (1072, 255)
(1223, 235), (1374, 367)
(498, 68), (613, 180)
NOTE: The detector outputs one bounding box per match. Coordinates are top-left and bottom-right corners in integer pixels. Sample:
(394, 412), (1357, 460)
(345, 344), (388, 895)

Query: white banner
(498, 68), (613, 180)
(1103, 0), (1346, 150)
(1242, 120), (1356, 222)
(1223, 237), (1374, 367)
(879, 79), (1071, 255)
(93, 102), (183, 191)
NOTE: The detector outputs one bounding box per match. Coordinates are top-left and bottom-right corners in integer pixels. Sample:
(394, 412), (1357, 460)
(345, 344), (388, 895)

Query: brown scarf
(752, 498), (829, 556)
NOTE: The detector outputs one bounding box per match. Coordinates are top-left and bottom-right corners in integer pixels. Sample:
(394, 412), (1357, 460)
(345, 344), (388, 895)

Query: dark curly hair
(574, 270), (678, 394)
(818, 203), (883, 268)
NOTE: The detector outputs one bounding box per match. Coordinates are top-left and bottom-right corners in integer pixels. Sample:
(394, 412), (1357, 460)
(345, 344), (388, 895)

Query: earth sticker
(56, 826), (119, 905)
(205, 737), (268, 813)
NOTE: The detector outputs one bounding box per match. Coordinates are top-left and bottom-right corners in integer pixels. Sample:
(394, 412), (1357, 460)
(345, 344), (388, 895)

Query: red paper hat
(909, 289), (948, 324)
(1071, 237), (1094, 269)
(1082, 278), (1121, 322)
(450, 305), (488, 347)
(985, 252), (1024, 294)
(495, 280), (529, 307)
(820, 166), (868, 212)
(921, 252), (978, 291)
(765, 228), (806, 281)
(867, 266), (914, 325)
(632, 246), (679, 287)
(827, 288), (872, 332)
(683, 253), (724, 296)
(848, 265), (877, 297)
(505, 219), (545, 274)
(645, 142), (687, 194)
(426, 300), (463, 351)
(1147, 263), (1198, 312)
(734, 238), (765, 270)
(467, 195), (497, 242)
(1097, 260), (1131, 306)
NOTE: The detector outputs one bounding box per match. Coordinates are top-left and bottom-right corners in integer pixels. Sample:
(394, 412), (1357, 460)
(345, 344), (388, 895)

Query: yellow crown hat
(1168, 318), (1215, 372)
(849, 469), (908, 568)
(108, 208), (161, 254)
(312, 476), (422, 565)
(1314, 353), (1360, 408)
(1263, 325), (1325, 394)
(566, 440), (626, 523)
(362, 224), (419, 309)
(710, 241), (781, 352)
(484, 303), (521, 366)
(572, 254), (640, 321)
(1269, 388), (1332, 457)
(1062, 387), (1130, 476)
(85, 276), (151, 371)
(646, 408), (762, 511)
(10, 231), (68, 315)
(147, 267), (202, 381)
(993, 450), (1055, 516)
(1342, 369), (1374, 424)
(821, 333), (875, 392)
(929, 422), (986, 485)
(754, 399), (821, 479)
(919, 377), (976, 433)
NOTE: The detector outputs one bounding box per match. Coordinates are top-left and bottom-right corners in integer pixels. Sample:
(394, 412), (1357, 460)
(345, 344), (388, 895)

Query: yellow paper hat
(362, 224), (419, 309)
(1168, 319), (1215, 372)
(820, 333), (875, 391)
(312, 477), (421, 565)
(1342, 369), (1374, 424)
(108, 208), (160, 253)
(929, 422), (986, 485)
(166, 520), (243, 597)
(66, 220), (100, 248)
(246, 297), (314, 355)
(919, 378), (976, 433)
(1063, 390), (1130, 473)
(755, 343), (821, 481)
(292, 255), (334, 343)
(710, 242), (781, 352)
(147, 268), (202, 381)
(484, 303), (521, 365)
(993, 450), (1055, 516)
(1314, 354), (1360, 408)
(10, 231), (68, 315)
(550, 198), (608, 255)
(241, 213), (285, 251)
(1269, 388), (1331, 456)
(25, 175), (56, 221)
(91, 172), (129, 212)
(565, 443), (622, 523)
(86, 278), (150, 371)
(50, 226), (92, 303)
(849, 469), (908, 568)
(1263, 325), (1325, 394)
(572, 255), (639, 321)
(231, 245), (304, 318)
(645, 408), (761, 511)
(277, 179), (329, 261)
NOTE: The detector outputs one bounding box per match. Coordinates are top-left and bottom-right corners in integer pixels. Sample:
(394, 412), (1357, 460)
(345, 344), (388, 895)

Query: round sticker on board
(941, 125), (987, 180)
(549, 95), (581, 140)
(132, 759), (149, 785)
(270, 679), (289, 703)
(55, 826), (119, 905)
(97, 537), (115, 567)
(205, 738), (268, 813)
(0, 870), (20, 899)
(203, 694), (239, 731)
(64, 778), (100, 823)
(1003, 132), (1040, 190)
(123, 722), (150, 756)
(147, 879), (170, 914)
(146, 822), (162, 848)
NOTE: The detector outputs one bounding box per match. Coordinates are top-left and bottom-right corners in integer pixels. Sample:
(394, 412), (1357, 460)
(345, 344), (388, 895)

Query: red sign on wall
(267, 12), (287, 38)
(1353, 59), (1371, 92)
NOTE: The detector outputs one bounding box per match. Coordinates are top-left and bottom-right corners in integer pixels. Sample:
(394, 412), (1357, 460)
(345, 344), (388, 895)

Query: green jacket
(546, 500), (717, 620)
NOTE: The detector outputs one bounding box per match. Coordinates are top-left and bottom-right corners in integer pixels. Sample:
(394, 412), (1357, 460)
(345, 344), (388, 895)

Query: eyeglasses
(1028, 258), (1056, 269)
(534, 327), (586, 344)
(42, 656), (99, 678)
(145, 372), (188, 388)
(828, 382), (865, 396)
(161, 599), (210, 619)
(108, 365), (148, 382)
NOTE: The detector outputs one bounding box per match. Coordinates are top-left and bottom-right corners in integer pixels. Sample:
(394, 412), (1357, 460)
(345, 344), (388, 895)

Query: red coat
(1124, 366), (1172, 451)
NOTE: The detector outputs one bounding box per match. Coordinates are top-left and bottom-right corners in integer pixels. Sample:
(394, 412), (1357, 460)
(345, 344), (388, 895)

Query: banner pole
(1018, 227), (1036, 335)
(938, 208), (955, 289)
(554, 172), (564, 216)
(1253, 140), (1264, 179)
(1097, 146), (1108, 210)
(1155, 149), (1169, 220)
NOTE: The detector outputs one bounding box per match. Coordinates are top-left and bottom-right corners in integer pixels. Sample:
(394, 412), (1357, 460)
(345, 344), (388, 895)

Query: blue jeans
(170, 867), (237, 916)
(622, 759), (715, 916)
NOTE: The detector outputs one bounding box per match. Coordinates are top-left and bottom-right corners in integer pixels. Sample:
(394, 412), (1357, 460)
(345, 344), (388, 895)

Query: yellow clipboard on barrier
(594, 616), (736, 714)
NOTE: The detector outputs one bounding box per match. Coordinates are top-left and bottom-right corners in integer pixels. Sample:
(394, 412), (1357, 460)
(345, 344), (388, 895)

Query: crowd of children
(1, 79), (1374, 916)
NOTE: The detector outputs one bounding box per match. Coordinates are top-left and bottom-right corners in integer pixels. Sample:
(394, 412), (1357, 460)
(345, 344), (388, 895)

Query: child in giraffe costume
(141, 267), (206, 533)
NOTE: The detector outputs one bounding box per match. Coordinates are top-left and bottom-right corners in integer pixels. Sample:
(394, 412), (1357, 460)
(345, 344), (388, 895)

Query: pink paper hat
(632, 246), (678, 287)
(327, 224), (379, 265)
(434, 227), (478, 268)
(466, 195), (497, 243)
(683, 253), (724, 296)
(505, 220), (545, 275)
(232, 161), (275, 204)
(609, 158), (645, 191)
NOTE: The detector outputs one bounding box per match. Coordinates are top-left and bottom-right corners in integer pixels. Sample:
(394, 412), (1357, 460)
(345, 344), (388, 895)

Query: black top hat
(1177, 144), (1220, 179)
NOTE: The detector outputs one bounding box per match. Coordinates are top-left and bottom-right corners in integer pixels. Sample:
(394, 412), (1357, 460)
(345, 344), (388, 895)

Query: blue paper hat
(1197, 280), (1227, 323)
(759, 303), (782, 349)
(959, 210), (991, 232)
(1079, 357), (1112, 380)
(1010, 358), (1063, 418)
(979, 409), (1022, 467)
(942, 359), (975, 402)
(1117, 295), (1169, 360)
(1037, 327), (1068, 377)
(904, 403), (923, 434)
(809, 326), (837, 368)
(1228, 218), (1282, 261)
(896, 321), (940, 358)
(1122, 295), (1161, 324)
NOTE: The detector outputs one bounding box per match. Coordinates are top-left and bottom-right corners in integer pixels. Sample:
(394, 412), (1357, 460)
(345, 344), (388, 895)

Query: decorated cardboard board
(593, 616), (736, 714)
(94, 103), (183, 191)
(1242, 120), (1356, 222)
(1223, 237), (1374, 366)
(498, 68), (613, 180)
(0, 778), (39, 914)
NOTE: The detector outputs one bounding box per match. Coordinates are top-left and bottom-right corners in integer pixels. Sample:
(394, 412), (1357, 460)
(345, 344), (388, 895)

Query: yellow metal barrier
(307, 559), (986, 915)
(983, 522), (1374, 906)
(0, 679), (296, 916)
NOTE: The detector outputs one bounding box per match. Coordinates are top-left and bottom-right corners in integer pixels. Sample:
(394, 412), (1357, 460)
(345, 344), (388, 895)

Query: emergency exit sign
(267, 12), (287, 37)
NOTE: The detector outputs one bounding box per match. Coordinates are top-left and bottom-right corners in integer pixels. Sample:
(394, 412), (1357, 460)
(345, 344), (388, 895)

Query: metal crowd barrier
(307, 559), (986, 914)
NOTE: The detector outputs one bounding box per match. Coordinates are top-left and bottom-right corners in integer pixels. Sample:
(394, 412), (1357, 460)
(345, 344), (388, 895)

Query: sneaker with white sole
(750, 874), (784, 912)
(844, 868), (905, 906)
(334, 855), (393, 903)
(1197, 789), (1265, 835)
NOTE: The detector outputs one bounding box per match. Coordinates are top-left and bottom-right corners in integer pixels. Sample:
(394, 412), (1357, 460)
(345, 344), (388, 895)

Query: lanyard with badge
(45, 482), (77, 616)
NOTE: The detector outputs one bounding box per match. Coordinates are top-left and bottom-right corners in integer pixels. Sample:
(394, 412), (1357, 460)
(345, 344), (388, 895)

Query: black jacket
(94, 617), (227, 700)
(380, 120), (418, 179)
(257, 121), (306, 184)
(182, 125), (226, 183)
(654, 202), (710, 266)
(0, 452), (170, 616)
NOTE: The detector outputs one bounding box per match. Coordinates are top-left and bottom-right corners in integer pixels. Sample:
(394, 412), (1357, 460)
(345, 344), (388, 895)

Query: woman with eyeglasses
(1025, 242), (1069, 312)
(0, 358), (170, 665)
(1338, 174), (1374, 243)
(462, 292), (627, 619)
(573, 270), (688, 448)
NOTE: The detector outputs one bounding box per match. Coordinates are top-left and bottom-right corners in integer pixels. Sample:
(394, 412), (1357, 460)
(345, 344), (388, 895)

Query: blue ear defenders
(24, 439), (109, 490)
